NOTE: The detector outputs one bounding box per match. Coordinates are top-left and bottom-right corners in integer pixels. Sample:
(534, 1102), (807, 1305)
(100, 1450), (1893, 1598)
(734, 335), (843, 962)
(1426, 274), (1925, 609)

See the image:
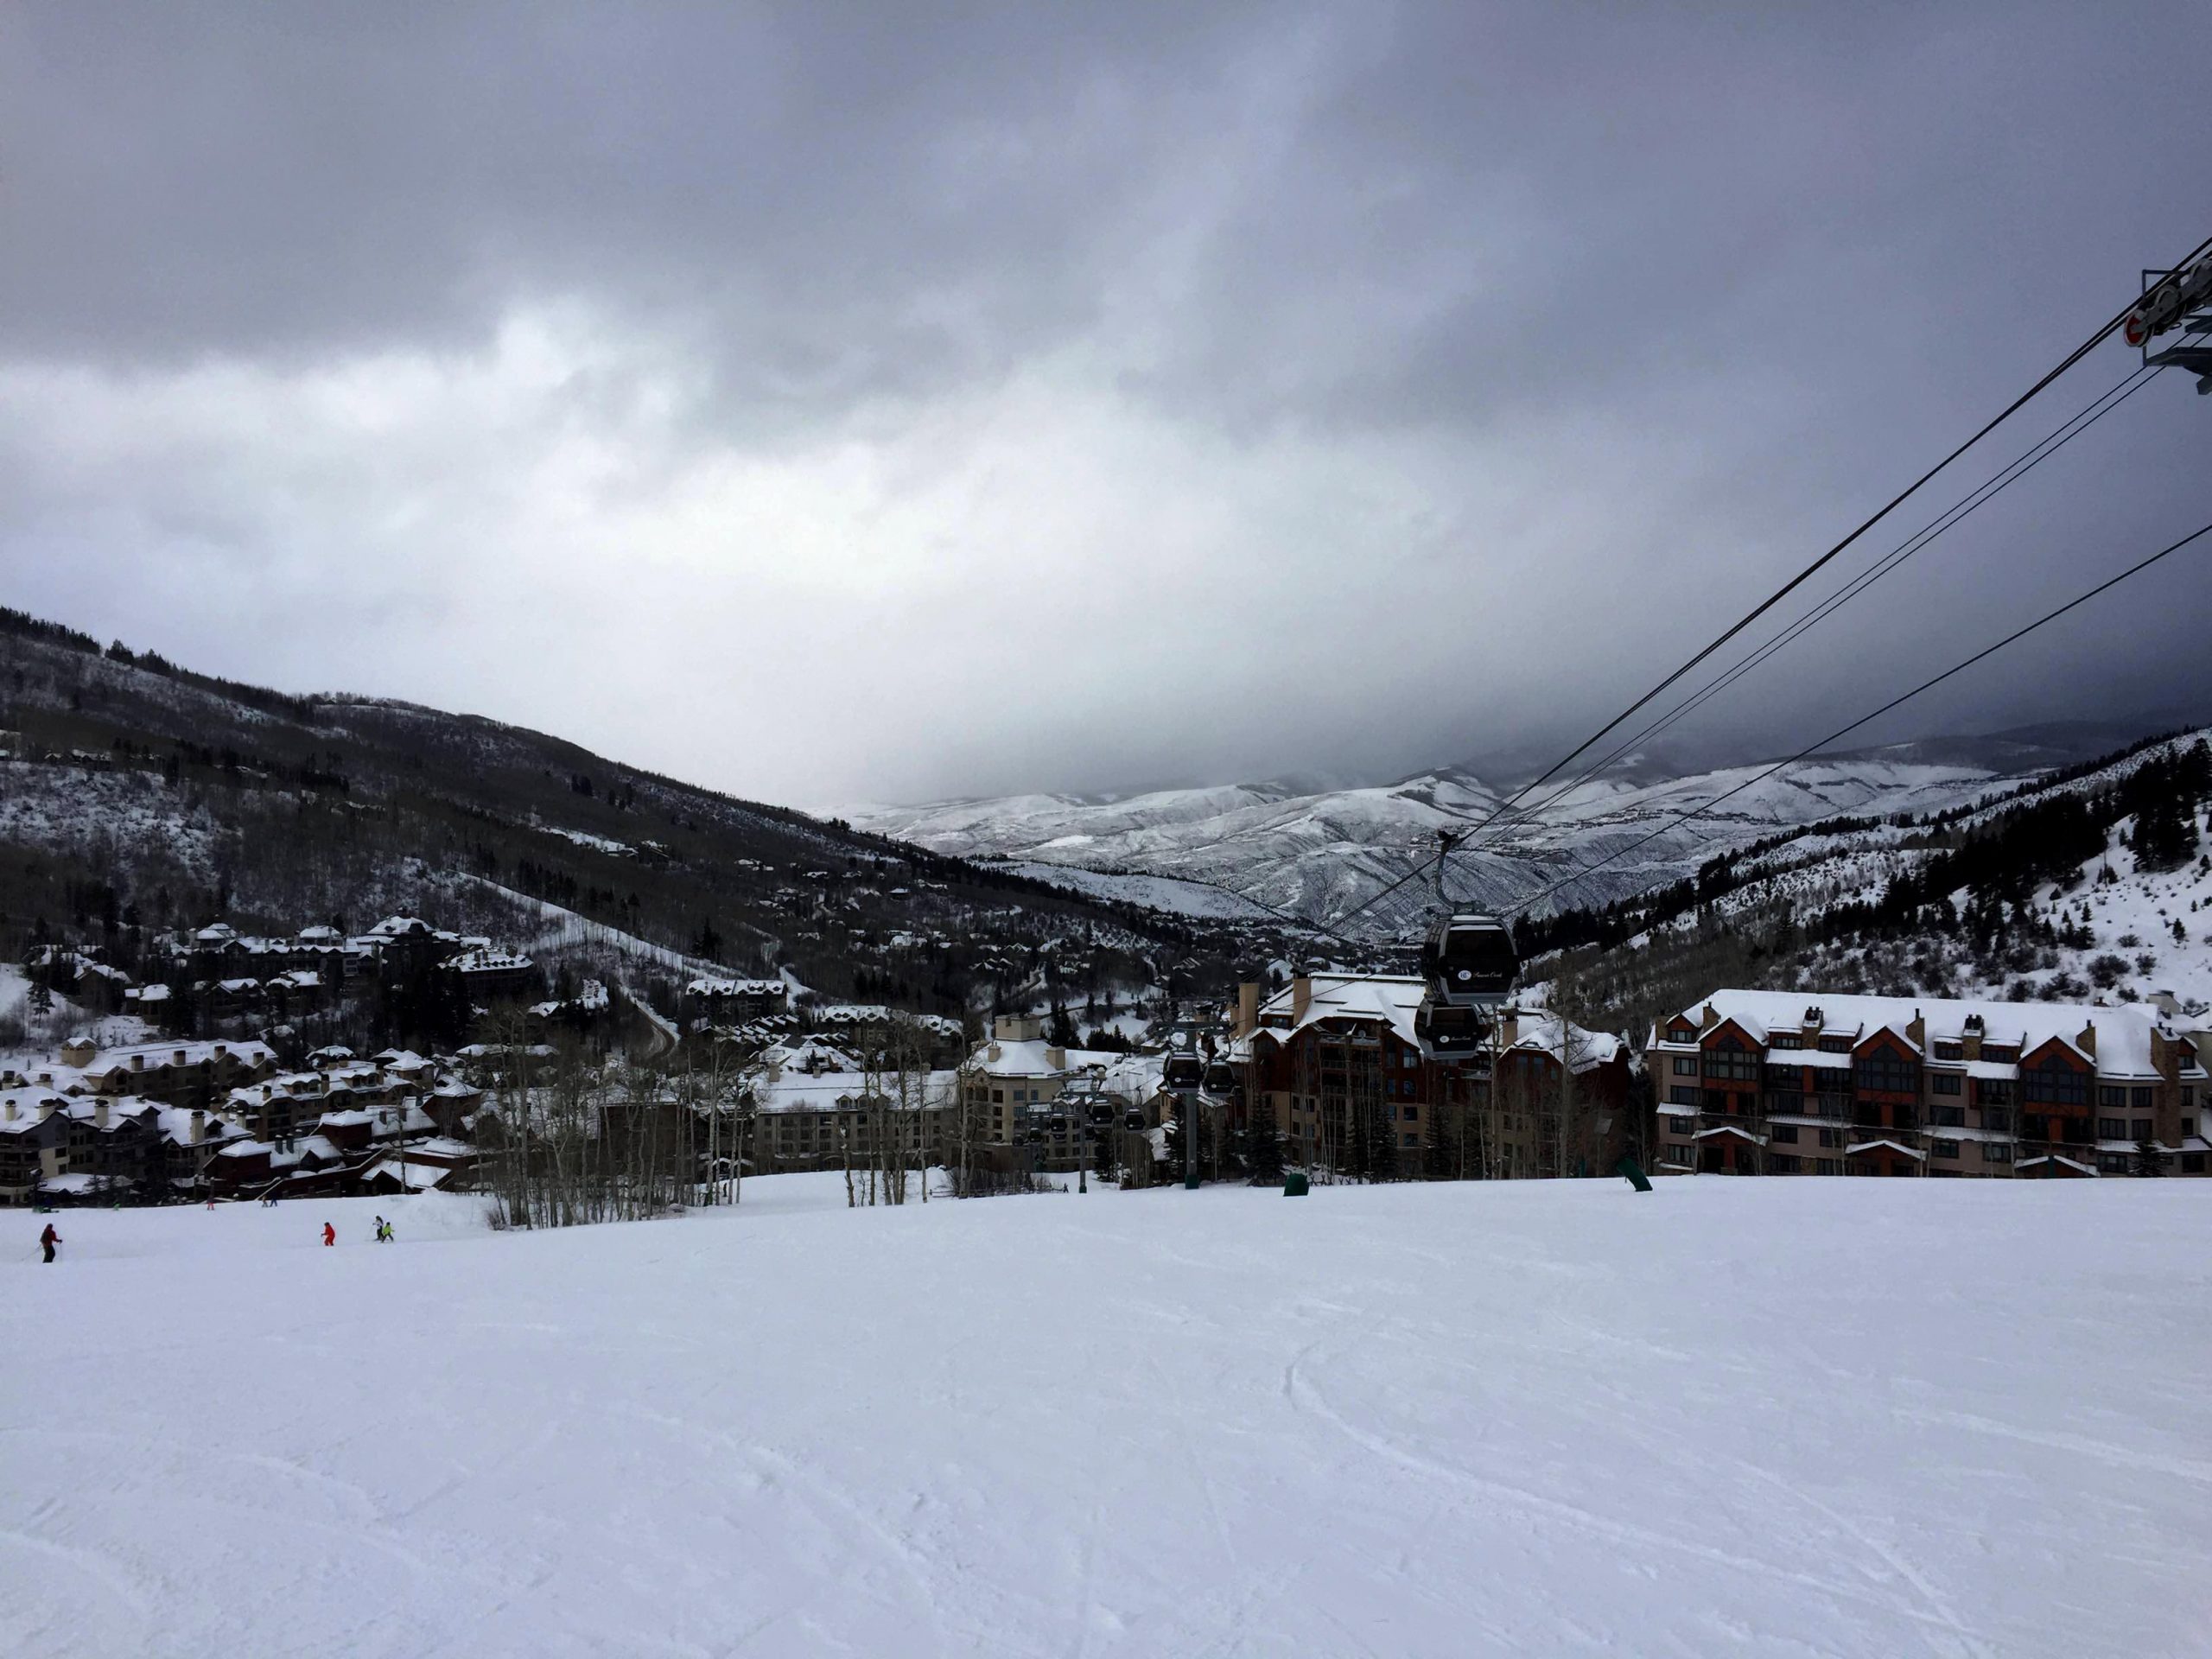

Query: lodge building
(1647, 990), (2210, 1178)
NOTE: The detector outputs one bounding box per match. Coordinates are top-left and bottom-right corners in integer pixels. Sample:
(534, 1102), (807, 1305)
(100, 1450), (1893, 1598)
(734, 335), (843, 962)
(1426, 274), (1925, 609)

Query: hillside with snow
(6, 1175), (2207, 1658)
(1541, 728), (2212, 1036)
(858, 753), (2047, 934)
(0, 610), (1255, 1027)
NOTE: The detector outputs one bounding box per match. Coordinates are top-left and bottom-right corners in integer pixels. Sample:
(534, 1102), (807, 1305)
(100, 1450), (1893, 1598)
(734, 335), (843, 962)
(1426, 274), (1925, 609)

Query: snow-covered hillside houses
(0, 1037), (486, 1206)
(1648, 988), (2212, 1178)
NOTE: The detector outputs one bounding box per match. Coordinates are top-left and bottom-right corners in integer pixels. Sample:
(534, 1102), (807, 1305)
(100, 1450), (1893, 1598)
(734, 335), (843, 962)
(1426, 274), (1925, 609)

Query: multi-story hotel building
(1646, 990), (2210, 1178)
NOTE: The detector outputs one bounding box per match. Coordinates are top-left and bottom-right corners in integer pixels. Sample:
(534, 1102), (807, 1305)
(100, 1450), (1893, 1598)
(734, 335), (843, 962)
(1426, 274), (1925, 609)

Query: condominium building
(1236, 975), (1630, 1177)
(1646, 990), (2210, 1178)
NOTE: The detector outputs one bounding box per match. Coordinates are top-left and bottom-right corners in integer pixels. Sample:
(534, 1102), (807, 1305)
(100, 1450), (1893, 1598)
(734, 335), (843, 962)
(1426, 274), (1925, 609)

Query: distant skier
(373, 1215), (392, 1243)
(39, 1223), (60, 1264)
(321, 1222), (336, 1248)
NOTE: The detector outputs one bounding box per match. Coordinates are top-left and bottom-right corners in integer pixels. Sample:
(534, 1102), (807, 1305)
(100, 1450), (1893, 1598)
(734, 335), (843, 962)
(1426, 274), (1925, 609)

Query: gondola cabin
(1420, 913), (1517, 1005)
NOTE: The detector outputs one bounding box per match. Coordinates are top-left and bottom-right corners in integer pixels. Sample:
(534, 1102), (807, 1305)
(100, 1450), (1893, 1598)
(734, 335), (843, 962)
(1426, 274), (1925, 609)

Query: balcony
(1764, 1092), (1849, 1121)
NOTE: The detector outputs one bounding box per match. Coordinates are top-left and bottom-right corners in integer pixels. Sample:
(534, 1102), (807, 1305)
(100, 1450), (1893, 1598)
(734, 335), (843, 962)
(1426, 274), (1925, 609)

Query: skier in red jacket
(321, 1222), (335, 1248)
(40, 1223), (60, 1264)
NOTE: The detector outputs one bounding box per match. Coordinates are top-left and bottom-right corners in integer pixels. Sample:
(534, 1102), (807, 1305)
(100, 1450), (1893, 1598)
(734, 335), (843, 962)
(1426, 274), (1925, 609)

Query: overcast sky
(2, 4), (2207, 809)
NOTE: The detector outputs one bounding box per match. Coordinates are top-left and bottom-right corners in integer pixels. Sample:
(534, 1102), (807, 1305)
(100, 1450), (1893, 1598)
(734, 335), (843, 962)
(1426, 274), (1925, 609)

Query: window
(1771, 1123), (1798, 1144)
(1770, 1154), (1801, 1173)
(2098, 1117), (2126, 1141)
(1853, 1051), (1921, 1094)
(1933, 1074), (1961, 1096)
(1930, 1104), (1964, 1128)
(2024, 1058), (2087, 1106)
(1982, 1046), (2018, 1064)
(1668, 1025), (1696, 1044)
(1667, 1116), (1694, 1136)
(2099, 1154), (2128, 1173)
(2132, 1087), (2155, 1110)
(1764, 1065), (1804, 1091)
(2184, 1153), (2207, 1173)
(1402, 1105), (1419, 1122)
(1669, 1085), (1698, 1107)
(1981, 1108), (2012, 1132)
(2100, 1085), (2127, 1109)
(1703, 1036), (1758, 1082)
(1673, 1057), (1699, 1077)
(1815, 1158), (1840, 1175)
(1983, 1142), (2012, 1163)
(1977, 1079), (2012, 1106)
(1818, 1035), (1852, 1053)
(992, 1089), (1005, 1104)
(2132, 1119), (2152, 1141)
(1818, 1128), (1842, 1149)
(1770, 1033), (1802, 1050)
(1931, 1138), (1960, 1159)
(1934, 1042), (1963, 1060)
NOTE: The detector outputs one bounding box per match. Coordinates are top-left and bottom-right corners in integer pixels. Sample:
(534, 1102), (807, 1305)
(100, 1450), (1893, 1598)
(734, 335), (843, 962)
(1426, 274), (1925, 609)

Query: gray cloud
(2, 2), (2208, 808)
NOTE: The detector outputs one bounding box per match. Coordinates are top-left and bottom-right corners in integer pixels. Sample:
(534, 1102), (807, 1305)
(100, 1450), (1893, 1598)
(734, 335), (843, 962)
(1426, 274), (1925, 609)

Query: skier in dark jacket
(40, 1223), (60, 1263)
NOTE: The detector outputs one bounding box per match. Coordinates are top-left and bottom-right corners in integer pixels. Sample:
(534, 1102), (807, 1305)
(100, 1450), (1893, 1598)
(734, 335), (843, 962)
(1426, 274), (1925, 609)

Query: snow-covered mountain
(855, 753), (2045, 936)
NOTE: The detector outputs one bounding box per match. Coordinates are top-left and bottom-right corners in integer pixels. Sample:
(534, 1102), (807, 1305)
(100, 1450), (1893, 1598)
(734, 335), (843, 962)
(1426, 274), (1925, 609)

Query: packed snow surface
(5, 1178), (2209, 1657)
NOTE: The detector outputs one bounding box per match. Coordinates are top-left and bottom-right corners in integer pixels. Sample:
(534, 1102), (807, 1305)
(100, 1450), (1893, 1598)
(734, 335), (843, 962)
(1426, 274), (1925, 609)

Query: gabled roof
(1252, 974), (1427, 1049)
(1657, 988), (2173, 1077)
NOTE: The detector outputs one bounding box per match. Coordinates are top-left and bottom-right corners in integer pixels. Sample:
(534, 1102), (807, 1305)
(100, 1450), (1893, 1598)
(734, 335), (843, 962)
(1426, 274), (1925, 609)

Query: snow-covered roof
(1503, 1012), (1624, 1075)
(446, 947), (533, 975)
(970, 1038), (1136, 1079)
(359, 1157), (454, 1191)
(687, 976), (786, 998)
(1653, 989), (2183, 1079)
(754, 1068), (956, 1116)
(1250, 974), (1426, 1049)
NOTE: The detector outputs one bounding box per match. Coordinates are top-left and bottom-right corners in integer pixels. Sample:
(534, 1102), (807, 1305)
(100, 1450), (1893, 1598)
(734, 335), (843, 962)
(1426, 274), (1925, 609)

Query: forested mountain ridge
(0, 609), (1259, 1021)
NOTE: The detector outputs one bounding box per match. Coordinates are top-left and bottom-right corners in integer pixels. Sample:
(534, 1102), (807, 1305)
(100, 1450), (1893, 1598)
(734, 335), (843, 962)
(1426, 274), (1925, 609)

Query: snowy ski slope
(4, 1177), (2208, 1657)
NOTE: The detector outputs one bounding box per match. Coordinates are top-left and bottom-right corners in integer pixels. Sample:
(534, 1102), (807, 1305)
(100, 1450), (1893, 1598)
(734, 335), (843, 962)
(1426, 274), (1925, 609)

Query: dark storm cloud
(0, 2), (2207, 807)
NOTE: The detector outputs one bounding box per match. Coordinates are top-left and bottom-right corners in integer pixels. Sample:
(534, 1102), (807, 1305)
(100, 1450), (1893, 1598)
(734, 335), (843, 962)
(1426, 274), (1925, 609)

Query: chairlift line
(1363, 230), (2212, 944)
(1435, 227), (2212, 879)
(1500, 515), (2212, 922)
(1450, 359), (2171, 868)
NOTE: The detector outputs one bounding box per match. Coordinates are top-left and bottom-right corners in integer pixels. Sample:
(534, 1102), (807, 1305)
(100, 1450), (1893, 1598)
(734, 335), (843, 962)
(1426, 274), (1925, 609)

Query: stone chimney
(3, 1100), (13, 1123)
(1292, 976), (1312, 1023)
(1497, 1006), (1521, 1048)
(1907, 1011), (1925, 1050)
(95, 1101), (110, 1129)
(2077, 1022), (2098, 1058)
(1236, 982), (1259, 1038)
(191, 1109), (206, 1144)
(1045, 1046), (1066, 1071)
(1700, 1002), (1719, 1032)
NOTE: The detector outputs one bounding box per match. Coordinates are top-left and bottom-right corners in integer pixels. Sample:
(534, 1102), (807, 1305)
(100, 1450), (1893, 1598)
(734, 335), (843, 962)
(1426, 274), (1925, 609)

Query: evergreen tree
(2133, 1137), (2170, 1178)
(1245, 1109), (1284, 1186)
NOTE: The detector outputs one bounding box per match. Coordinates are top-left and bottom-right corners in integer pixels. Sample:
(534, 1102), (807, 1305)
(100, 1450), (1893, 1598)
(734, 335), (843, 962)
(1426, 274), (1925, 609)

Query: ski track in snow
(3, 1178), (2209, 1657)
